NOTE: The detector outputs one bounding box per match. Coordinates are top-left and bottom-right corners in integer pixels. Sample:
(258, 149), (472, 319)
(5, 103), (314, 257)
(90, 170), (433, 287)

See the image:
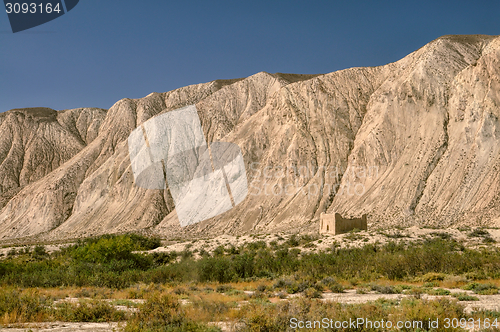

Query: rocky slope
(0, 34), (499, 241)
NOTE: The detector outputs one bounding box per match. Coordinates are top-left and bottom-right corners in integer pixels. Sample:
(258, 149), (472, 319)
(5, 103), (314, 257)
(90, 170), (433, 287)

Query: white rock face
(1, 35), (500, 241)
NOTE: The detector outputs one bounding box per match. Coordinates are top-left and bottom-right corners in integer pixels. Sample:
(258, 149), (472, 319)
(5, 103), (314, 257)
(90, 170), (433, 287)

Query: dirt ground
(147, 226), (500, 257)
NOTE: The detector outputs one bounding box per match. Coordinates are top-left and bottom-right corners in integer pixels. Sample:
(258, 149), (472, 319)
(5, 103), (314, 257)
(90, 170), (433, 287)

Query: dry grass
(441, 275), (469, 289)
(1, 279), (500, 330)
(0, 288), (126, 325)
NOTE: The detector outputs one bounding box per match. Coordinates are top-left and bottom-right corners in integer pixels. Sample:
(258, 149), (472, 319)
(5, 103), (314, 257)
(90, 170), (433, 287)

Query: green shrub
(32, 245), (48, 260)
(0, 289), (51, 323)
(423, 281), (439, 287)
(198, 257), (235, 283)
(173, 287), (188, 295)
(55, 299), (125, 322)
(125, 293), (216, 332)
(431, 232), (452, 240)
(462, 282), (498, 295)
(321, 277), (344, 293)
(149, 251), (178, 266)
(464, 271), (487, 280)
(426, 288), (451, 296)
(0, 238), (500, 291)
(202, 287), (214, 293)
(370, 284), (398, 294)
(285, 234), (300, 247)
(303, 287), (322, 299)
(483, 237), (496, 243)
(246, 241), (267, 251)
(463, 283), (498, 295)
(128, 234), (162, 250)
(420, 272), (447, 282)
(468, 228), (490, 237)
(216, 284), (233, 293)
(272, 279), (287, 290)
(356, 287), (368, 294)
(70, 235), (136, 263)
(452, 292), (479, 301)
(256, 284), (267, 292)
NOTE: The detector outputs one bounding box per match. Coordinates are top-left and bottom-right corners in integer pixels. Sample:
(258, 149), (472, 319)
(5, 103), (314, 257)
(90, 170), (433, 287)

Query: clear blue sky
(1, 0), (499, 112)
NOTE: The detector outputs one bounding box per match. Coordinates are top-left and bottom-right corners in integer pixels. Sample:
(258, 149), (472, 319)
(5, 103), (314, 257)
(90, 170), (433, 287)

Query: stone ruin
(319, 212), (367, 235)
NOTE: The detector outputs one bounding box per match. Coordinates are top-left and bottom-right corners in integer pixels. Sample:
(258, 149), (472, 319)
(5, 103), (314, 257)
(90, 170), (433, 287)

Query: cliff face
(1, 35), (499, 241)
(0, 107), (106, 228)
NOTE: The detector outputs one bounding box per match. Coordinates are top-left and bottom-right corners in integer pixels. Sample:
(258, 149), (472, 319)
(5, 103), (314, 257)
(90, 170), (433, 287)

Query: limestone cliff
(1, 35), (499, 241)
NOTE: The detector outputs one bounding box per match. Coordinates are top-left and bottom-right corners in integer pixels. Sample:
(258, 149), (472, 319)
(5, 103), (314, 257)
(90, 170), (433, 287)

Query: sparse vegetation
(0, 234), (498, 330)
(370, 284), (399, 294)
(426, 288), (451, 296)
(420, 272), (447, 282)
(0, 236), (499, 289)
(236, 297), (467, 332)
(452, 293), (480, 301)
(124, 292), (217, 332)
(462, 282), (499, 295)
(469, 228), (491, 238)
(0, 288), (126, 324)
(431, 232), (452, 240)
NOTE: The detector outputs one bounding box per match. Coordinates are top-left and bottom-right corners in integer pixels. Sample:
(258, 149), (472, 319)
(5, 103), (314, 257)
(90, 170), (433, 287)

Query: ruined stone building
(319, 212), (367, 235)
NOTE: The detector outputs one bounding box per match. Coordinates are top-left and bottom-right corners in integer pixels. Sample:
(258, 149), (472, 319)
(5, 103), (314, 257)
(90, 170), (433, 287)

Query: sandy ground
(1, 226), (499, 260)
(0, 244), (72, 258)
(147, 226), (500, 258)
